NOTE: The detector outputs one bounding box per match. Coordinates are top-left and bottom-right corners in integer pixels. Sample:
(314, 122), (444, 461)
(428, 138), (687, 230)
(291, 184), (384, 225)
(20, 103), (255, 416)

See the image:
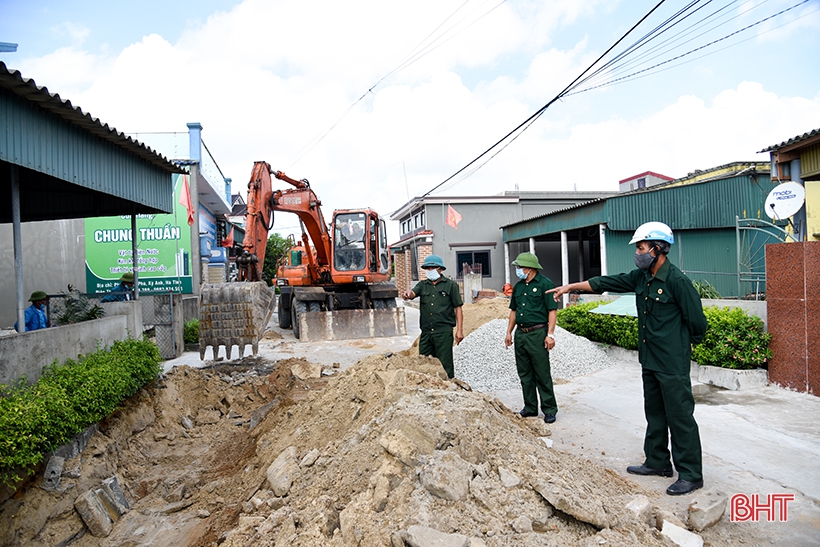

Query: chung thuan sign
(85, 174), (194, 295)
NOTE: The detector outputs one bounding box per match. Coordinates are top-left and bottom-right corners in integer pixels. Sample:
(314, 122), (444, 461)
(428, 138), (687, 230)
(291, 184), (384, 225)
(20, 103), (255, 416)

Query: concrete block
(99, 476), (130, 518)
(625, 494), (654, 528)
(402, 525), (470, 547)
(74, 490), (113, 537)
(41, 455), (65, 491)
(53, 424), (98, 460)
(688, 488), (727, 532)
(698, 364), (768, 391)
(661, 520), (703, 547)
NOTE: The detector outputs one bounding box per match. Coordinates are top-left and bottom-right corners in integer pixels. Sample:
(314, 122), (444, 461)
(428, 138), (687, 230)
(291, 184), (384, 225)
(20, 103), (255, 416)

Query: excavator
(199, 161), (405, 358)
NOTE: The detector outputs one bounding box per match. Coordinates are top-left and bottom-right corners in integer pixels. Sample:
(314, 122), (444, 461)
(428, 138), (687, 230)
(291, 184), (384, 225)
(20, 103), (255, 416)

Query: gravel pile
(453, 319), (616, 392)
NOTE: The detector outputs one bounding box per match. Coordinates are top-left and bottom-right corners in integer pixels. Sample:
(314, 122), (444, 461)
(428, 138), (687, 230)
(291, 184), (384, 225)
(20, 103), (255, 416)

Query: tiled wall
(765, 241), (819, 395)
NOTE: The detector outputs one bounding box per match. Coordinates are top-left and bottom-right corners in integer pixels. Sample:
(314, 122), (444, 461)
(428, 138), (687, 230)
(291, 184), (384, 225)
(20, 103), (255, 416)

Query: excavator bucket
(199, 282), (275, 360)
(295, 308), (406, 342)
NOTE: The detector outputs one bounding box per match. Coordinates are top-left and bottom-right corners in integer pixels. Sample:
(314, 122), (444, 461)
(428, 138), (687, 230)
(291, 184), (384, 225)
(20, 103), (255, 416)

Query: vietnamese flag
(221, 225), (234, 247)
(446, 204), (462, 229)
(179, 175), (195, 226)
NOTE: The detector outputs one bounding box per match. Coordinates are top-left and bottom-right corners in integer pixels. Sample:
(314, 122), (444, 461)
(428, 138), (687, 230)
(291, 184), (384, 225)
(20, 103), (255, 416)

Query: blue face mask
(515, 267), (527, 280)
(425, 269), (440, 281)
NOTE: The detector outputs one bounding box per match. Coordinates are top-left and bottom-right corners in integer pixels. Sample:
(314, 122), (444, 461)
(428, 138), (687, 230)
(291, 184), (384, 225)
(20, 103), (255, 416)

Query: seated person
(102, 272), (135, 302)
(14, 290), (50, 332)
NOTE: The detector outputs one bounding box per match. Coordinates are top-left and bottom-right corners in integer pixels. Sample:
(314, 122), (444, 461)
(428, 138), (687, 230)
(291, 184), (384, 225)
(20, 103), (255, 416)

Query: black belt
(518, 323), (547, 333)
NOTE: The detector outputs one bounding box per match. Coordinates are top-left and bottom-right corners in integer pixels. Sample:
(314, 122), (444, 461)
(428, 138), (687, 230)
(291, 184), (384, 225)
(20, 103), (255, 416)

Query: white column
(529, 237), (535, 254)
(577, 230), (584, 281)
(561, 231), (569, 307)
(598, 223), (608, 276)
(504, 243), (510, 285)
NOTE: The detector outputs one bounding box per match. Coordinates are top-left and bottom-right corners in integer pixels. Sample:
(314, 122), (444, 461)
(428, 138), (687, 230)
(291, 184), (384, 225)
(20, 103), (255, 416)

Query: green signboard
(85, 174), (194, 295)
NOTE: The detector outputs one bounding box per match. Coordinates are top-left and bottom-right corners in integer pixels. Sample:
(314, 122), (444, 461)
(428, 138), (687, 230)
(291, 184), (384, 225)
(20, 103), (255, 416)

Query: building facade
(390, 192), (614, 297)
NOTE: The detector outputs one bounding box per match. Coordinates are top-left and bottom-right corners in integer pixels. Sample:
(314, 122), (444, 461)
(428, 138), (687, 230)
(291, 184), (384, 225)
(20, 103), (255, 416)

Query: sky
(1, 0), (819, 238)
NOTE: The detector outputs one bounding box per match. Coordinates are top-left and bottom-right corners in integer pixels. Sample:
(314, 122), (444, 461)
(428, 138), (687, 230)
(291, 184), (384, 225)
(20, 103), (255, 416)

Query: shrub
(692, 279), (722, 299)
(54, 284), (105, 325)
(183, 318), (200, 344)
(0, 338), (161, 486)
(557, 302), (638, 350)
(692, 306), (771, 370)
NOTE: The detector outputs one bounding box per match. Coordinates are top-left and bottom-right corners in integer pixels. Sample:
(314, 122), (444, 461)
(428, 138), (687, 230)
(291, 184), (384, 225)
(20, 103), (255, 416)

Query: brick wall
(393, 243), (432, 294)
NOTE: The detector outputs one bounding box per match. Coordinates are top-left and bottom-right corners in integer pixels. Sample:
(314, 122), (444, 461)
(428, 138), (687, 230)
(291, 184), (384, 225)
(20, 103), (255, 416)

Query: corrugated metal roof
(0, 61), (184, 174)
(759, 128), (820, 153)
(501, 162), (769, 230)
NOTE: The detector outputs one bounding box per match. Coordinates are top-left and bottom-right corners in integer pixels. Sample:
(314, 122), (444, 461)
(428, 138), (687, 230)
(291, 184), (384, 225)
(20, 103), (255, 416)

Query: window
(456, 251), (491, 278)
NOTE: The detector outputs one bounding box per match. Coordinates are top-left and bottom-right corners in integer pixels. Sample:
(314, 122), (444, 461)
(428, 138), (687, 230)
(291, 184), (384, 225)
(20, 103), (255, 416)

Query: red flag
(179, 175), (195, 226)
(446, 204), (462, 229)
(221, 225), (234, 248)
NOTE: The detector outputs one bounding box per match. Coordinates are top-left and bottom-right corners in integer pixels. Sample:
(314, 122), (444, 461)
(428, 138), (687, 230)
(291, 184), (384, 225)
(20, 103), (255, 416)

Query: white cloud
(9, 0), (820, 237)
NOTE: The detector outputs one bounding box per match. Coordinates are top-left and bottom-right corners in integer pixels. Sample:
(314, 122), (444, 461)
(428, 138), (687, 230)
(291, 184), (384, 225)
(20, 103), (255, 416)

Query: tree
(263, 233), (292, 285)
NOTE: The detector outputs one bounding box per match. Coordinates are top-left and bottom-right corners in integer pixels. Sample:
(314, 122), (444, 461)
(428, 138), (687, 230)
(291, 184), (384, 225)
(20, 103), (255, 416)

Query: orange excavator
(199, 162), (403, 356)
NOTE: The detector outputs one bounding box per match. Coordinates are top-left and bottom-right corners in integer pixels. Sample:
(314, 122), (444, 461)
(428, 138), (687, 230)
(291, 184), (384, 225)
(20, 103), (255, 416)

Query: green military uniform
(412, 275), (463, 378)
(510, 273), (559, 416)
(589, 259), (707, 482)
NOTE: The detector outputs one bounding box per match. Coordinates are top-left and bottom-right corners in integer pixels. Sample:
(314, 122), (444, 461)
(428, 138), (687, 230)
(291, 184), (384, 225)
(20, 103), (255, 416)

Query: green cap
(29, 290), (48, 302)
(120, 272), (134, 283)
(421, 255), (446, 270)
(512, 252), (542, 270)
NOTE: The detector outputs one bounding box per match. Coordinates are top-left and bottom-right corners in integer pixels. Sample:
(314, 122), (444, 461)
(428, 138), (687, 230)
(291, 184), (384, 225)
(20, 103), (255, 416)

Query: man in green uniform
(549, 222), (708, 496)
(402, 254), (464, 378)
(504, 252), (559, 424)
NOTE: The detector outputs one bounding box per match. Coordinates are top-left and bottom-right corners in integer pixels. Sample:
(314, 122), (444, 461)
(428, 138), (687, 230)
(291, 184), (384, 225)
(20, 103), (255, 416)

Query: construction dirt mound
(402, 296), (512, 355)
(0, 347), (685, 547)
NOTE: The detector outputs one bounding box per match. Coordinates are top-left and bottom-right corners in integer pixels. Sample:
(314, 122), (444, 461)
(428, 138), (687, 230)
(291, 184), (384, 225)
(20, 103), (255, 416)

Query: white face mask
(425, 269), (441, 281)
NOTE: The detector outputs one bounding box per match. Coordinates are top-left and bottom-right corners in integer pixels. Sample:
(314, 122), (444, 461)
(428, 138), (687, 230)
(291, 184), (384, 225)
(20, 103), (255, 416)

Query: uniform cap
(421, 255), (446, 270)
(511, 252), (542, 270)
(120, 272), (135, 283)
(29, 290), (48, 301)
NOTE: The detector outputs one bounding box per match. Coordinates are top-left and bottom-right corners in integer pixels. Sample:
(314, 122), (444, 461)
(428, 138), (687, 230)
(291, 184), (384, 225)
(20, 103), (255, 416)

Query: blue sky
(1, 0), (819, 234)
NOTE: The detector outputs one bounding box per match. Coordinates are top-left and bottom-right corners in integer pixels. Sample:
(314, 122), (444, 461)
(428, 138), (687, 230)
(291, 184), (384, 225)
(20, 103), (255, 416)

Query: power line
(422, 0), (670, 197)
(426, 0), (814, 195)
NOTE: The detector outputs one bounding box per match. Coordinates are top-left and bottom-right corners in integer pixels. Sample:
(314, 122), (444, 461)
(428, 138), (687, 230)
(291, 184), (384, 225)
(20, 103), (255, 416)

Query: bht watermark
(731, 493), (795, 522)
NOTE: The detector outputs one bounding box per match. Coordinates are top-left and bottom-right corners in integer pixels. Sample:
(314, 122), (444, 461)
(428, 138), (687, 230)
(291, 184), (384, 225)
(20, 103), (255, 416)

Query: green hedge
(692, 306), (771, 370)
(183, 318), (199, 344)
(557, 302), (771, 370)
(556, 302), (639, 350)
(0, 338), (161, 486)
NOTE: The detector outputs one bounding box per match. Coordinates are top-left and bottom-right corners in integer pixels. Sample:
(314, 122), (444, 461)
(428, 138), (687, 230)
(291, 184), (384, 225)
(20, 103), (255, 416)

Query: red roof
(618, 171), (674, 185)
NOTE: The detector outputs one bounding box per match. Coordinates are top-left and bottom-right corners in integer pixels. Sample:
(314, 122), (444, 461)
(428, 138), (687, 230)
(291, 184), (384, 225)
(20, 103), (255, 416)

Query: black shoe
(544, 414), (556, 424)
(666, 478), (704, 496)
(519, 409), (538, 418)
(626, 464), (674, 477)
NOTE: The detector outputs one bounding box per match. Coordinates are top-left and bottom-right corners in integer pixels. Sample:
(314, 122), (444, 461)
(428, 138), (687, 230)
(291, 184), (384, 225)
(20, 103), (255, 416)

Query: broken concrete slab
(688, 488), (727, 532)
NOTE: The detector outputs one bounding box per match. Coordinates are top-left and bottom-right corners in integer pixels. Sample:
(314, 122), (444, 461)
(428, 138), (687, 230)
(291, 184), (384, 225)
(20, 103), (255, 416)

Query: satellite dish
(765, 181), (805, 220)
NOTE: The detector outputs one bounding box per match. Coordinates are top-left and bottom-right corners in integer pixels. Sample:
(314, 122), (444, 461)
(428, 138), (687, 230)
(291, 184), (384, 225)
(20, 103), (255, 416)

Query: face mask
(425, 269), (440, 281)
(515, 267), (527, 280)
(633, 250), (657, 270)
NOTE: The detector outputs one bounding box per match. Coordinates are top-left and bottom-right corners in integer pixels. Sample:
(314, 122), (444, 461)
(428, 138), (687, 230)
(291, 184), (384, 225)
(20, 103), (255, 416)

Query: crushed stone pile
(454, 320), (617, 392)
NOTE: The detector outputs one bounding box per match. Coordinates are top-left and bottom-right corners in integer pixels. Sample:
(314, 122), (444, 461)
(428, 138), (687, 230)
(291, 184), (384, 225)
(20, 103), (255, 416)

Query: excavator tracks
(199, 282), (275, 360)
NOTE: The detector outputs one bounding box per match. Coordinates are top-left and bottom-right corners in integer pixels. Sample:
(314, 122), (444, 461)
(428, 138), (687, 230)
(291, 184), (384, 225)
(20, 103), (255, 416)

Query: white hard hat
(629, 222), (674, 245)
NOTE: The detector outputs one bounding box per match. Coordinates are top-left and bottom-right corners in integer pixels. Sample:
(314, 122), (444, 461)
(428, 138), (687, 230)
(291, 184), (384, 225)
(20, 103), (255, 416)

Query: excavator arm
(237, 162), (334, 283)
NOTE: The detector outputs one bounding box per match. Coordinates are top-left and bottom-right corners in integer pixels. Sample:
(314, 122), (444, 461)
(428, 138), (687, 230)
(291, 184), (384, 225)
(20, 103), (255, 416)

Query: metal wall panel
(1, 88), (172, 212)
(607, 175), (774, 231)
(800, 143), (820, 180)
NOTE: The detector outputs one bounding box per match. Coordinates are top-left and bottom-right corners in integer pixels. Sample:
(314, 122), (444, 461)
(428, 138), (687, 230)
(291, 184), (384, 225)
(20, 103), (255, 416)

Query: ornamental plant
(183, 318), (200, 344)
(0, 338), (161, 487)
(691, 306), (771, 370)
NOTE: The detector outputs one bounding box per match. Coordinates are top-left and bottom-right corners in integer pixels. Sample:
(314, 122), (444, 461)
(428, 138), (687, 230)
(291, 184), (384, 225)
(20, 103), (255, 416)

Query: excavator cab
(331, 210), (389, 278)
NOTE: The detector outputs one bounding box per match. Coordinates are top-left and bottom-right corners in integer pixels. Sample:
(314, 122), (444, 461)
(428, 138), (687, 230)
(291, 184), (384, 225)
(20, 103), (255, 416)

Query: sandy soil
(0, 298), (763, 546)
